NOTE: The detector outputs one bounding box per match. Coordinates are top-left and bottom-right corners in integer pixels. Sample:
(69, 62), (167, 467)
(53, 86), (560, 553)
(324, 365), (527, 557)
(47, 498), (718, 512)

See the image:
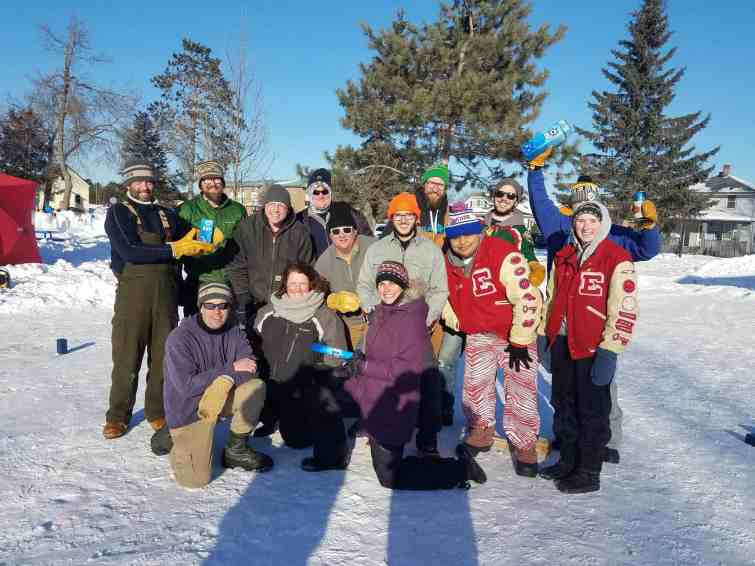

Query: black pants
(550, 336), (611, 472)
(415, 367), (443, 449)
(259, 380), (314, 449)
(311, 383), (464, 490)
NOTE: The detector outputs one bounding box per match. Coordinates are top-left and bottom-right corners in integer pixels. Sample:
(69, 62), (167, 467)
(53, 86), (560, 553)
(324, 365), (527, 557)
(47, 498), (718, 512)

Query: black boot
(252, 420), (279, 438)
(150, 425), (173, 456)
(416, 430), (440, 458)
(603, 447), (620, 464)
(539, 445), (576, 480)
(555, 468), (600, 494)
(223, 431), (274, 472)
(456, 444), (487, 485)
(301, 451), (351, 472)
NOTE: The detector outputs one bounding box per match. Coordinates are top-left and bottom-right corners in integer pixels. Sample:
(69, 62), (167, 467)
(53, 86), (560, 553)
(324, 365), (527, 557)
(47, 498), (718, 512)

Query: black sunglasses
(202, 302), (230, 311)
(494, 191), (518, 201)
(330, 226), (354, 235)
(312, 189), (330, 196)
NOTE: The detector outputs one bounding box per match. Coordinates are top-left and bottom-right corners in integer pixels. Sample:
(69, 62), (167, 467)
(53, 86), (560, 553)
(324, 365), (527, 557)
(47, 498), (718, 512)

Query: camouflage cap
(121, 162), (157, 187)
(196, 160), (225, 185)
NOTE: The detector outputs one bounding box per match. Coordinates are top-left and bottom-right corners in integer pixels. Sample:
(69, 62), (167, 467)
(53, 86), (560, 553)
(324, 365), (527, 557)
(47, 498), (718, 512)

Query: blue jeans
(438, 329), (464, 398)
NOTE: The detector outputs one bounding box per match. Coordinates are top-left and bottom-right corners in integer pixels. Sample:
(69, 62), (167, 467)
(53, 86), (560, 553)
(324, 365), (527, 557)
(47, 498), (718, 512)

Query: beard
(426, 192), (444, 211)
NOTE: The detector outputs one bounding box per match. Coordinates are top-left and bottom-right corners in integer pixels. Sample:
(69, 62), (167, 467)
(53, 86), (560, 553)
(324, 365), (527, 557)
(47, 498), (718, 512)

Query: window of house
(727, 195), (736, 209)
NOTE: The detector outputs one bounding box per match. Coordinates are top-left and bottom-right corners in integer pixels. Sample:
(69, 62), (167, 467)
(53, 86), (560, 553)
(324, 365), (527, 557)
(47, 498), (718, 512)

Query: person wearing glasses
(357, 192), (448, 457)
(300, 168), (372, 258)
(315, 202), (377, 350)
(160, 282), (273, 488)
(227, 184), (313, 330)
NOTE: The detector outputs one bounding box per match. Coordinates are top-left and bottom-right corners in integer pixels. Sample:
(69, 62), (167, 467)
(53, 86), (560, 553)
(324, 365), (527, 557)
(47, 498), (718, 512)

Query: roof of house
(696, 209), (755, 223)
(689, 171), (755, 194)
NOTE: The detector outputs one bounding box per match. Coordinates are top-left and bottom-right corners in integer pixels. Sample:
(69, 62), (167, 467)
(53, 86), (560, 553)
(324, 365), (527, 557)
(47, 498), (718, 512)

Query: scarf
(270, 290), (325, 324)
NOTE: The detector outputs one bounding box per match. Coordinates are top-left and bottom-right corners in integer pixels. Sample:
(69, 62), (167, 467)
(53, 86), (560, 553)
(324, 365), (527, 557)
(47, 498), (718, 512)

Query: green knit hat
(420, 163), (449, 187)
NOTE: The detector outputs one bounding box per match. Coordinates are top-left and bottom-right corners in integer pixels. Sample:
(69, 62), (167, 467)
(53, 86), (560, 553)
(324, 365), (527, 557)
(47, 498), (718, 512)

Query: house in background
(227, 178), (307, 215)
(463, 192), (535, 229)
(672, 165), (755, 257)
(40, 167), (91, 212)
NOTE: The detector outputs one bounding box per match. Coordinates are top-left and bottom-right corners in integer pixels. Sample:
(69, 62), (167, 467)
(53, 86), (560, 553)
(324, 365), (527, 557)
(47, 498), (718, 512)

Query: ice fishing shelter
(0, 173), (41, 264)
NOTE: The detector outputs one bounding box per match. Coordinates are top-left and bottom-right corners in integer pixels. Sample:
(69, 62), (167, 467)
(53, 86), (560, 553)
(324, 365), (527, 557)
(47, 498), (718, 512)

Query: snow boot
(301, 451), (351, 472)
(603, 447), (620, 464)
(253, 420), (279, 438)
(555, 468), (601, 494)
(539, 444), (576, 480)
(150, 425), (173, 456)
(456, 444), (487, 485)
(464, 425), (495, 454)
(416, 430), (440, 458)
(223, 431), (274, 472)
(513, 445), (538, 478)
(102, 421), (127, 440)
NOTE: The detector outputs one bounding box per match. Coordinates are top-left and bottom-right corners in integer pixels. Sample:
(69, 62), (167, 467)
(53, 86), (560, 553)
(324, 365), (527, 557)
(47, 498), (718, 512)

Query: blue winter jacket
(527, 168), (661, 270)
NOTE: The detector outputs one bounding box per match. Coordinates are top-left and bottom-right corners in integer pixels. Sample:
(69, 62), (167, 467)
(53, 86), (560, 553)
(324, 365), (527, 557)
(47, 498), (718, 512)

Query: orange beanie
(387, 192), (421, 219)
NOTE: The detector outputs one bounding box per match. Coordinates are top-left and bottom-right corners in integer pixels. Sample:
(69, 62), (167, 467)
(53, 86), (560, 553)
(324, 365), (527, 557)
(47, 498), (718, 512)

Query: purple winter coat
(345, 294), (434, 446)
(163, 315), (256, 429)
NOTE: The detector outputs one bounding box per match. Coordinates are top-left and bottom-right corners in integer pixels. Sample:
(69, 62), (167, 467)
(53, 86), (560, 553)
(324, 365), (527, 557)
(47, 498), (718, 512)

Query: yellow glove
(637, 201), (657, 230)
(197, 376), (234, 422)
(527, 146), (553, 169)
(528, 260), (546, 287)
(212, 227), (225, 245)
(327, 291), (361, 314)
(442, 301), (460, 332)
(169, 228), (215, 259)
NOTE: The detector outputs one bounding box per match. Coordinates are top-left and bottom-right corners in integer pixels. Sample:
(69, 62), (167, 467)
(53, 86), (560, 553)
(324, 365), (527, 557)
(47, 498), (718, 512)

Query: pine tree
(576, 0), (718, 232)
(336, 0), (565, 191)
(0, 106), (51, 182)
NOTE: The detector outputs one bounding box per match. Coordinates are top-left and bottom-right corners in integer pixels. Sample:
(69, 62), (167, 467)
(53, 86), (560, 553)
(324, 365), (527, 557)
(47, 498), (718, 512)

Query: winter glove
(442, 301), (460, 332)
(528, 260), (546, 287)
(169, 228), (215, 259)
(330, 351), (366, 384)
(590, 348), (618, 386)
(506, 344), (532, 372)
(537, 335), (551, 373)
(327, 291), (361, 314)
(212, 226), (225, 245)
(197, 375), (234, 422)
(637, 201), (658, 230)
(526, 146), (553, 170)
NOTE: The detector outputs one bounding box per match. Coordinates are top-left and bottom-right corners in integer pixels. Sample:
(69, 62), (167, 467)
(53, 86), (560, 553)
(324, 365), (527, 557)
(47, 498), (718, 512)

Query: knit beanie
(326, 202), (357, 232)
(307, 168), (332, 190)
(420, 163), (449, 186)
(196, 160), (225, 185)
(264, 184), (291, 207)
(569, 175), (601, 206)
(197, 282), (234, 307)
(493, 178), (524, 200)
(387, 192), (421, 219)
(121, 162), (157, 187)
(572, 201), (603, 222)
(445, 205), (484, 239)
(375, 260), (409, 290)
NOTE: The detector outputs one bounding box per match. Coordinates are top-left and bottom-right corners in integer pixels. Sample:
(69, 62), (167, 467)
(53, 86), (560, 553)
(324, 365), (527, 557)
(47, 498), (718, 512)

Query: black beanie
(264, 184), (291, 207)
(326, 202), (357, 232)
(308, 168), (332, 188)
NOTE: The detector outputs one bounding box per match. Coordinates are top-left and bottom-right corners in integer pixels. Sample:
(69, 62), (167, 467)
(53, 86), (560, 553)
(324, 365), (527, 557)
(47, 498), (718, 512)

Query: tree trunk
(57, 33), (75, 211)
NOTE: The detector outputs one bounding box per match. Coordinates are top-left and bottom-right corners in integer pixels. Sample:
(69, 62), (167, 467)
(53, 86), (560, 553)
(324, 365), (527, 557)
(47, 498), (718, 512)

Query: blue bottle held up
(521, 120), (572, 161)
(310, 342), (354, 360)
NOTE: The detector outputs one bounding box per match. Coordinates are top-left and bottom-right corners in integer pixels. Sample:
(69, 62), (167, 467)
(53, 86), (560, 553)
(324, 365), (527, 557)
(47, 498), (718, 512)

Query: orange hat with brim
(387, 192), (421, 219)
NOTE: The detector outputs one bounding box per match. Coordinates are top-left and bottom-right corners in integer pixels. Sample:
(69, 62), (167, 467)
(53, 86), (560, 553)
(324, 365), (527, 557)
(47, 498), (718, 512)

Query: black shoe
(223, 432), (274, 472)
(539, 459), (575, 481)
(514, 460), (539, 478)
(555, 469), (600, 494)
(603, 447), (620, 464)
(253, 421), (279, 438)
(300, 455), (350, 472)
(456, 444), (487, 485)
(150, 425), (173, 456)
(416, 431), (439, 458)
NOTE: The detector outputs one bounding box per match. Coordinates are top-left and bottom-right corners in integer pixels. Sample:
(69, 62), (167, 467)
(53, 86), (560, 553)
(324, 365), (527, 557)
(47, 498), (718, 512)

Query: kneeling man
(162, 282), (273, 487)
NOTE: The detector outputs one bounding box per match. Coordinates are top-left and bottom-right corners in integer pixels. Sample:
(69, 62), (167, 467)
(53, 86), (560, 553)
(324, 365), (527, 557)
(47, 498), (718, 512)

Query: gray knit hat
(197, 282), (234, 307)
(121, 162), (157, 187)
(264, 184), (291, 207)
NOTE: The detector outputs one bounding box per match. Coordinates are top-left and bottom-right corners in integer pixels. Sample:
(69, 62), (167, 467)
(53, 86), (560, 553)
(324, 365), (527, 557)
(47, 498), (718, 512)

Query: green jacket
(178, 195), (247, 283)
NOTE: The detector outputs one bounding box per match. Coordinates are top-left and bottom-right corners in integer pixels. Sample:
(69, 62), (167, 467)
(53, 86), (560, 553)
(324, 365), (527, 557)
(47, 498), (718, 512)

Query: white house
(464, 193), (535, 229)
(45, 167), (91, 212)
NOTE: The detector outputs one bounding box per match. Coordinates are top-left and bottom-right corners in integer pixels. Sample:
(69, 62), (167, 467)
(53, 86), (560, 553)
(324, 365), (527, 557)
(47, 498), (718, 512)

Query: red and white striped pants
(462, 333), (539, 450)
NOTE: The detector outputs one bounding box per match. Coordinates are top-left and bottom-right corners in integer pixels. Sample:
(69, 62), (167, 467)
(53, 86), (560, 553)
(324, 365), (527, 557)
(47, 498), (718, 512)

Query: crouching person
(302, 261), (486, 490)
(160, 282), (273, 488)
(538, 202), (638, 493)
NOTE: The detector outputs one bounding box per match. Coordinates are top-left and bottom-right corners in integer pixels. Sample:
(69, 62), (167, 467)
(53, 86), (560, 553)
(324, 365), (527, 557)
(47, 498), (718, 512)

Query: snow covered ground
(0, 231), (753, 565)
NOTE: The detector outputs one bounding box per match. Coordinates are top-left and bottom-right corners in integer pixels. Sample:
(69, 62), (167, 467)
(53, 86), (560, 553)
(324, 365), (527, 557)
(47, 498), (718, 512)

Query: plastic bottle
(198, 218), (215, 243)
(310, 342), (354, 360)
(632, 191), (646, 220)
(521, 120), (572, 161)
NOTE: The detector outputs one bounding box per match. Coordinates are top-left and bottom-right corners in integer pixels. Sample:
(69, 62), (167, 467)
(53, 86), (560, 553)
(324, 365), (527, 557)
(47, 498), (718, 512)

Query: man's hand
(197, 376), (234, 422)
(169, 228), (215, 259)
(526, 146), (553, 169)
(505, 344), (532, 372)
(212, 227), (225, 245)
(233, 357), (257, 374)
(637, 201), (658, 230)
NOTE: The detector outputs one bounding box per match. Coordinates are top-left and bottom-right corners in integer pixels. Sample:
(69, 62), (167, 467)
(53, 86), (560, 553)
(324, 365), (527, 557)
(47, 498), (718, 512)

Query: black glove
(505, 344), (532, 372)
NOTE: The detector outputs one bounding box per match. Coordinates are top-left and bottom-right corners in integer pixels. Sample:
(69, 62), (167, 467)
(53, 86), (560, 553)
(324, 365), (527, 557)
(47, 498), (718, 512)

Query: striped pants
(462, 333), (539, 451)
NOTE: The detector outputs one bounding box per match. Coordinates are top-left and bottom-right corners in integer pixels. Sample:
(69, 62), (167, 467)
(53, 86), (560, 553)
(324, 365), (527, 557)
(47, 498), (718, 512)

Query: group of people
(102, 145), (661, 494)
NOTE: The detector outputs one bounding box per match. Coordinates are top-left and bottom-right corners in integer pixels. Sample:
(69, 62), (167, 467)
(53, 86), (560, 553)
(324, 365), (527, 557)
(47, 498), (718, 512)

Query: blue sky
(2, 0), (754, 189)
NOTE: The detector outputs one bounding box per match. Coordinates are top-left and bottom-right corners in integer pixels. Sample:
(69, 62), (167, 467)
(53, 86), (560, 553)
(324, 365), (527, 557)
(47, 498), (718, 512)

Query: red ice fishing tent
(0, 173), (41, 264)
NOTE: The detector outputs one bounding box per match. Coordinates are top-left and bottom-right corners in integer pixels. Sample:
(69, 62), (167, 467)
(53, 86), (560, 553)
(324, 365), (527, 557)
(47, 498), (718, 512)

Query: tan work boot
(148, 418), (166, 431)
(513, 444), (538, 477)
(464, 426), (495, 453)
(102, 422), (127, 439)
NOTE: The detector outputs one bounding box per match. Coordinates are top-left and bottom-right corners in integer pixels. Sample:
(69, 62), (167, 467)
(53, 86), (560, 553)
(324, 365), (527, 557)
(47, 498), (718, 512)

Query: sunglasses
(202, 302), (230, 311)
(312, 189), (330, 196)
(330, 226), (354, 236)
(494, 191), (518, 201)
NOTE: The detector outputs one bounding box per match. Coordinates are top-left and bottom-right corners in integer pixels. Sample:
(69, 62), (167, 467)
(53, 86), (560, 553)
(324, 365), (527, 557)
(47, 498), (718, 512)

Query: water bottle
(632, 191), (646, 220)
(310, 342), (354, 360)
(198, 218), (215, 243)
(521, 120), (572, 161)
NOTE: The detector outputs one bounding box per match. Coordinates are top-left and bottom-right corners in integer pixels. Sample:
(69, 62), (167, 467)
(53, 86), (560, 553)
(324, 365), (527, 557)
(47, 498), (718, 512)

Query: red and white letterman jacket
(442, 236), (542, 346)
(540, 238), (638, 359)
